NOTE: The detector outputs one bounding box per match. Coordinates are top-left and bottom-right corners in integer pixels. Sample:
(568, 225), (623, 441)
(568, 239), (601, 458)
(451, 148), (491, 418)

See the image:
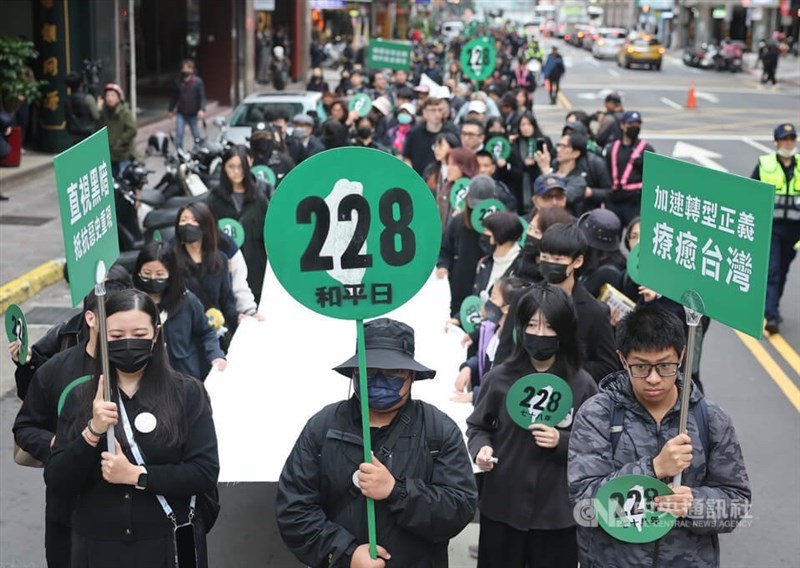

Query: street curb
(0, 259), (65, 315)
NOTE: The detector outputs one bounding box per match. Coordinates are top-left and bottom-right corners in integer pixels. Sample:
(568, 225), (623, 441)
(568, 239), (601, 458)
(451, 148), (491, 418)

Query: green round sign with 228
(264, 147), (441, 319)
(470, 198), (506, 234)
(4, 304), (28, 366)
(449, 178), (471, 210)
(459, 295), (484, 334)
(517, 217), (528, 247)
(627, 244), (640, 281)
(505, 373), (573, 428)
(349, 94), (373, 117)
(251, 164), (277, 187)
(594, 474), (676, 543)
(460, 36), (497, 82)
(219, 218), (245, 248)
(486, 136), (511, 161)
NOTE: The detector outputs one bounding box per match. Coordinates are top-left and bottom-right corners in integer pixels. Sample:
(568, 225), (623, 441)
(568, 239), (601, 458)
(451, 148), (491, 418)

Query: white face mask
(777, 146), (797, 158)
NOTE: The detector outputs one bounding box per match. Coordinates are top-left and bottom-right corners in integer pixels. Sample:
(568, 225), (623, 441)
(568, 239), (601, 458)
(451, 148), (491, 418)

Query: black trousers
(46, 519), (71, 568)
(477, 514), (578, 568)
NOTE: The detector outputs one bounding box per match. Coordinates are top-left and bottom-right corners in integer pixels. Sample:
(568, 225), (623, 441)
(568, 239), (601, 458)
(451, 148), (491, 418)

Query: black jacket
(472, 248), (523, 296)
(276, 397), (478, 568)
(181, 251), (239, 333)
(45, 378), (219, 562)
(467, 358), (597, 530)
(205, 189), (268, 304)
(13, 343), (95, 523)
(438, 213), (484, 318)
(169, 74), (206, 116)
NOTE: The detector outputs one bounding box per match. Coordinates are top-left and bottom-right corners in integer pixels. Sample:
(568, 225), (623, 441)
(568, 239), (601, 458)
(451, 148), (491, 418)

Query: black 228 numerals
(297, 188), (415, 272)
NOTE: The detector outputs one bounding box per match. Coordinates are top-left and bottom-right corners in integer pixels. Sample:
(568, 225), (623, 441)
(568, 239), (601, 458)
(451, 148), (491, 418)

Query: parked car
(221, 91), (322, 146)
(617, 34), (665, 70)
(592, 28), (627, 59)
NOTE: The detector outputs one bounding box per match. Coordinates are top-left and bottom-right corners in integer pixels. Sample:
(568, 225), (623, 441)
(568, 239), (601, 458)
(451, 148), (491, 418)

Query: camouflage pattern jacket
(568, 371), (751, 568)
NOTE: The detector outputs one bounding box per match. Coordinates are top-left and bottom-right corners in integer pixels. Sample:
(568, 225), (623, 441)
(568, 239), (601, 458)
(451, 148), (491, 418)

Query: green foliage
(0, 35), (48, 113)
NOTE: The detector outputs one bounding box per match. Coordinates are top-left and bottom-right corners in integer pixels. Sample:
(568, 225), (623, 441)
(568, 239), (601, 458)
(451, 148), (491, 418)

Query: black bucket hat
(333, 318), (436, 380)
(578, 209), (622, 252)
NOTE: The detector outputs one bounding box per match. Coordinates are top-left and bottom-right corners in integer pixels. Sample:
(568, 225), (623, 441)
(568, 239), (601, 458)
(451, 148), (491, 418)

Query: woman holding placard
(44, 289), (219, 568)
(466, 283), (597, 567)
(508, 112), (554, 215)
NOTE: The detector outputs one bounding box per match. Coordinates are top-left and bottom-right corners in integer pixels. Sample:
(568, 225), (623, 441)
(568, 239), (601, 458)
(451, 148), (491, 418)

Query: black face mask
(356, 127), (373, 140)
(108, 338), (155, 374)
(135, 274), (169, 295)
(177, 224), (203, 244)
(522, 235), (541, 260)
(523, 333), (560, 361)
(252, 138), (275, 156)
(484, 300), (504, 324)
(181, 71), (192, 79)
(626, 126), (641, 140)
(539, 260), (570, 284)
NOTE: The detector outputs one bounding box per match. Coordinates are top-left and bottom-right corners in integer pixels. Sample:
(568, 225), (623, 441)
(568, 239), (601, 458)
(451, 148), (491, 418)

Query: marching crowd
(7, 24), (799, 568)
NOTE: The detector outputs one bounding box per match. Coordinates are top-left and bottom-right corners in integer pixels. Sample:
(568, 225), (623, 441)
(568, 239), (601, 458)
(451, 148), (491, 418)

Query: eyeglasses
(555, 143), (571, 149)
(461, 131), (482, 138)
(625, 361), (680, 378)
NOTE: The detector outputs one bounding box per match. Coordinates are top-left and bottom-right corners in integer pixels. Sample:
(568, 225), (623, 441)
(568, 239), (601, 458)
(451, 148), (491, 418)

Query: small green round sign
(218, 217), (245, 248)
(264, 147), (441, 319)
(505, 373), (573, 428)
(470, 198), (507, 234)
(594, 475), (676, 543)
(348, 93), (373, 117)
(152, 229), (163, 242)
(449, 177), (471, 210)
(5, 304), (28, 365)
(461, 36), (497, 82)
(627, 244), (640, 282)
(459, 295), (484, 334)
(486, 136), (511, 161)
(252, 164), (277, 187)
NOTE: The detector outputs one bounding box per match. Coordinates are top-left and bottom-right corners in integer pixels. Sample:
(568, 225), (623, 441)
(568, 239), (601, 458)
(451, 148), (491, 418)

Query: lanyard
(118, 392), (195, 526)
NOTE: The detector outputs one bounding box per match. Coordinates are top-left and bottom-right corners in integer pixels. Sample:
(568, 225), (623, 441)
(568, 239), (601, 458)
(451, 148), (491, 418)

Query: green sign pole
(356, 320), (377, 558)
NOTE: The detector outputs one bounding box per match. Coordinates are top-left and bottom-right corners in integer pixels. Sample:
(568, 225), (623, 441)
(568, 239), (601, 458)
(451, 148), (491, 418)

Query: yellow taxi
(617, 34), (665, 70)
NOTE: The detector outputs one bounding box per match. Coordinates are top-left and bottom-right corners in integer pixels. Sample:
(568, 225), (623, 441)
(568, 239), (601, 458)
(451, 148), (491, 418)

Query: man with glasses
(402, 97), (446, 175)
(459, 119), (486, 153)
(535, 132), (588, 216)
(568, 303), (751, 567)
(276, 318), (477, 568)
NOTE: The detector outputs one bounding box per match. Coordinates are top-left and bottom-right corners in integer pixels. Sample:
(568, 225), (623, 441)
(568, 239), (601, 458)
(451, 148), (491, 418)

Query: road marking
(672, 141), (726, 171)
(741, 137), (774, 154)
(646, 133), (774, 141)
(768, 333), (800, 377)
(736, 331), (800, 414)
(660, 97), (683, 110)
(558, 90), (573, 110)
(608, 69), (620, 77)
(589, 59), (600, 67)
(563, 83), (792, 95)
(694, 91), (720, 103)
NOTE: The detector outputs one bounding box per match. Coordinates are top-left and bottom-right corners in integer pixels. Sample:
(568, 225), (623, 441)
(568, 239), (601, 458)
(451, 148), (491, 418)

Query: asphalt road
(1, 44), (798, 567)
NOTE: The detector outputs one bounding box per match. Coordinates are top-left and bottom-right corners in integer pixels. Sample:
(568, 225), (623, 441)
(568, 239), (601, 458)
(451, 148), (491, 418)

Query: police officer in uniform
(751, 123), (800, 334)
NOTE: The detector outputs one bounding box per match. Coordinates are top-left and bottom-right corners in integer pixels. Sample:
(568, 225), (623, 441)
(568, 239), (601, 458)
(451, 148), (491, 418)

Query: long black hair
(65, 289), (190, 447)
(505, 282), (582, 379)
(174, 201), (223, 274)
(217, 144), (262, 205)
(133, 241), (186, 317)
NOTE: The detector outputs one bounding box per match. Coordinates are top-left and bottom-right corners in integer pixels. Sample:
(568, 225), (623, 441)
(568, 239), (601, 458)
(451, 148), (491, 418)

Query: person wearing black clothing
(563, 121), (612, 213)
(276, 318), (477, 568)
(603, 110), (655, 227)
(65, 72), (99, 143)
(542, 47), (566, 104)
(595, 92), (625, 148)
(168, 58), (206, 150)
(402, 98), (447, 175)
(576, 208), (626, 298)
(288, 113), (325, 164)
(472, 210), (524, 296)
(475, 150), (518, 212)
(468, 284), (597, 568)
(352, 116), (389, 152)
(249, 121), (296, 187)
(508, 112), (554, 214)
(307, 67), (328, 91)
(45, 290), (219, 568)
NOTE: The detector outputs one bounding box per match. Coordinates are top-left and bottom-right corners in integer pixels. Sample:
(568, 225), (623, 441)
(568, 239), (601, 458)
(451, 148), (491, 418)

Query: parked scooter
(714, 40), (744, 72)
(682, 43), (719, 69)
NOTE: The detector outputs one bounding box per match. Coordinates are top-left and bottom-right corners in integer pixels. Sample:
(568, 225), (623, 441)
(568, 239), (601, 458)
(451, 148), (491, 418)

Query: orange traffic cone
(686, 84), (697, 109)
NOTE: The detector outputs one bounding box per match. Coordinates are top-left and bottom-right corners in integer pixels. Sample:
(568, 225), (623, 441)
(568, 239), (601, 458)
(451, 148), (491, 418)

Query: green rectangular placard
(367, 39), (412, 71)
(638, 152), (775, 339)
(53, 128), (120, 307)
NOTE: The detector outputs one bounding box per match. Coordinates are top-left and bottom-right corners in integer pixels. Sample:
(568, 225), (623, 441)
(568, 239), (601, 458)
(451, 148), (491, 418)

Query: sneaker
(468, 544), (479, 559)
(765, 318), (780, 335)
